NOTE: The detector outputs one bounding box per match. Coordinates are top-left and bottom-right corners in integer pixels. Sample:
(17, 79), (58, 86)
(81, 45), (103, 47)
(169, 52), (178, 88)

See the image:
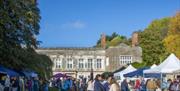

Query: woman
(109, 78), (120, 91)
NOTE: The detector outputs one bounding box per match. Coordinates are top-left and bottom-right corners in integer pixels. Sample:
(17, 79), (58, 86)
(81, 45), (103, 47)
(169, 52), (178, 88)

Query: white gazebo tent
(114, 65), (136, 81)
(143, 53), (180, 89)
(144, 53), (180, 74)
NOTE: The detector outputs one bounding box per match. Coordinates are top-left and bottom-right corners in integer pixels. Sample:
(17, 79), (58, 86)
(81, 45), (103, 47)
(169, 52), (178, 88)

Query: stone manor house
(36, 33), (142, 78)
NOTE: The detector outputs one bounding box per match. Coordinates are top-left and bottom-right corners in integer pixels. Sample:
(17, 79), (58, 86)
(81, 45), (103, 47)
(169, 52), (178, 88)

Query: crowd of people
(1, 73), (180, 91)
(0, 75), (49, 91)
(50, 74), (180, 91)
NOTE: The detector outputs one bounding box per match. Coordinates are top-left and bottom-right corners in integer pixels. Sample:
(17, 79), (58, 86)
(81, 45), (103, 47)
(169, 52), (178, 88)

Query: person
(169, 78), (180, 91)
(79, 79), (84, 91)
(19, 77), (25, 91)
(87, 79), (94, 91)
(11, 77), (19, 91)
(62, 77), (70, 91)
(109, 78), (120, 91)
(140, 78), (146, 91)
(134, 78), (141, 91)
(4, 75), (10, 91)
(0, 82), (4, 91)
(33, 77), (39, 91)
(43, 80), (49, 91)
(167, 79), (172, 91)
(146, 79), (157, 91)
(102, 73), (113, 91)
(94, 74), (105, 91)
(121, 79), (129, 91)
(67, 77), (73, 91)
(57, 78), (62, 91)
(155, 79), (161, 91)
(27, 78), (32, 91)
(162, 78), (168, 91)
(39, 78), (44, 91)
(71, 78), (77, 91)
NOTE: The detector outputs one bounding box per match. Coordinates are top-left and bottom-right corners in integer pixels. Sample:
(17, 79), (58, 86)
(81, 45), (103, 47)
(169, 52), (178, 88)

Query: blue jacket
(94, 80), (105, 91)
(62, 80), (70, 91)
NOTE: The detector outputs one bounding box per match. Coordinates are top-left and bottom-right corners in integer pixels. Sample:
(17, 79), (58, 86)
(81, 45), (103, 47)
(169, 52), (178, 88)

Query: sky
(38, 0), (180, 47)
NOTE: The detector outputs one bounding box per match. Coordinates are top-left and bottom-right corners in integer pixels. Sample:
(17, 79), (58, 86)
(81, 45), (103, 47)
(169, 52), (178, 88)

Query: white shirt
(87, 81), (94, 90)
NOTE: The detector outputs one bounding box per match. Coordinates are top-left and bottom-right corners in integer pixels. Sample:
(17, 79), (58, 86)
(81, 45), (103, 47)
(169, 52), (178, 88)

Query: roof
(37, 47), (104, 50)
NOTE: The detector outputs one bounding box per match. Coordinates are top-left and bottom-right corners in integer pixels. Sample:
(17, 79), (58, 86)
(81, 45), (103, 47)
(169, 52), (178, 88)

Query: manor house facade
(36, 33), (142, 79)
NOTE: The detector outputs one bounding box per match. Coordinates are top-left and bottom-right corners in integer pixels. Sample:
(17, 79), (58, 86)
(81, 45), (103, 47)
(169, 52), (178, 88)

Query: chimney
(101, 33), (106, 48)
(132, 32), (138, 47)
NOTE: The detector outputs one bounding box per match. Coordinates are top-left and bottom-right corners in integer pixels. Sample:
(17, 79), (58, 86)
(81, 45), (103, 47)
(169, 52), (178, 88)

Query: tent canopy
(0, 66), (19, 77)
(52, 73), (71, 78)
(0, 67), (7, 74)
(144, 73), (162, 78)
(124, 67), (149, 77)
(22, 70), (38, 78)
(143, 64), (161, 78)
(114, 65), (136, 79)
(144, 53), (180, 74)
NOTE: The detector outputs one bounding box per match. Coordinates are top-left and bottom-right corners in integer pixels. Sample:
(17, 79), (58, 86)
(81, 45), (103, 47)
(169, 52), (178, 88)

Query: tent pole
(160, 73), (162, 90)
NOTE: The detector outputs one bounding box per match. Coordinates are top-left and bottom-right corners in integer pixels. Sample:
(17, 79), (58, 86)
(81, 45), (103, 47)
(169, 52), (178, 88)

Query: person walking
(109, 78), (120, 91)
(94, 74), (105, 91)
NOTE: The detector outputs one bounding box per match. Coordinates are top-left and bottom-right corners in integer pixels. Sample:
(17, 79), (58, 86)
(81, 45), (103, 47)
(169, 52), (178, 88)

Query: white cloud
(61, 20), (86, 29)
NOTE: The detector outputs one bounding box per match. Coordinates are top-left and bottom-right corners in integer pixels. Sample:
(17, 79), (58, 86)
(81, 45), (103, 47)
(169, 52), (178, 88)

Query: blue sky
(38, 0), (180, 47)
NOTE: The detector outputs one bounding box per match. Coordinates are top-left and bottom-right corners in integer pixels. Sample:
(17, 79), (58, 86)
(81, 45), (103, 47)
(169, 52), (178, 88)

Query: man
(94, 74), (105, 91)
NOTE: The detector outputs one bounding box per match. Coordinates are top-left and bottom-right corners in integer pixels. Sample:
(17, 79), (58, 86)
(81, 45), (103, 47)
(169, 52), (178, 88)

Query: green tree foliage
(95, 32), (130, 48)
(109, 36), (127, 46)
(164, 12), (180, 58)
(0, 0), (52, 78)
(138, 18), (170, 66)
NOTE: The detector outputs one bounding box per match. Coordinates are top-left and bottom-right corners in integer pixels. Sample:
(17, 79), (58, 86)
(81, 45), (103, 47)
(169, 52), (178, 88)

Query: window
(88, 59), (93, 69)
(79, 59), (84, 69)
(97, 59), (102, 68)
(56, 58), (62, 68)
(67, 58), (73, 69)
(119, 55), (132, 65)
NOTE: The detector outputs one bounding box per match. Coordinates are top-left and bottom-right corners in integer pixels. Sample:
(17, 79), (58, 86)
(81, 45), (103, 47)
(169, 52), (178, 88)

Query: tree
(95, 32), (130, 47)
(164, 12), (180, 58)
(0, 0), (52, 78)
(139, 17), (170, 66)
(109, 36), (127, 46)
